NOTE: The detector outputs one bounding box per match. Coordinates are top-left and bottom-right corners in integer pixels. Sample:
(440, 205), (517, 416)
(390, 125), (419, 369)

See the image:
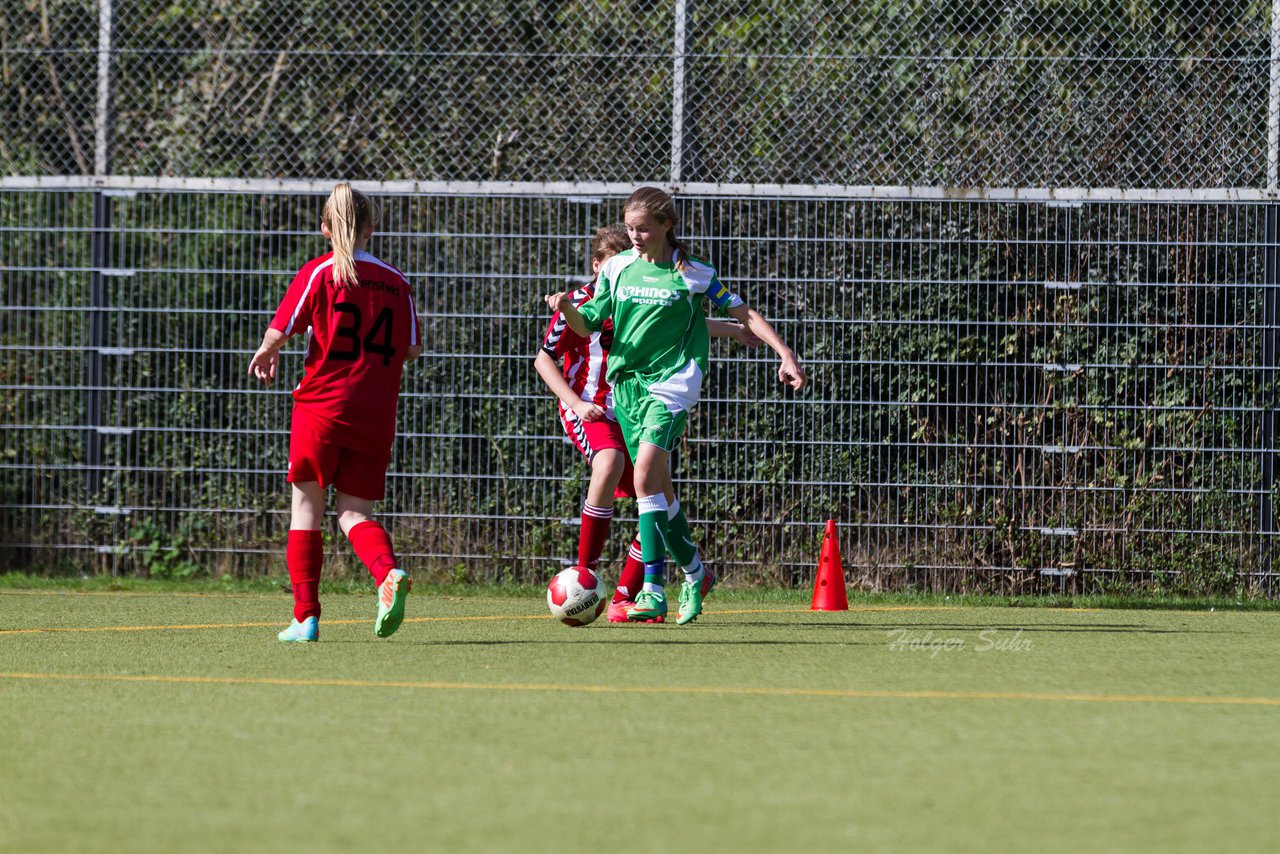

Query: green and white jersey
(578, 248), (743, 396)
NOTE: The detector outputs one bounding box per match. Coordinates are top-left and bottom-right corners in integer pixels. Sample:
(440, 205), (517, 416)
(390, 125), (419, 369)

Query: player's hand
(571, 400), (606, 422)
(734, 325), (762, 349)
(544, 292), (573, 313)
(248, 347), (278, 384)
(778, 355), (807, 390)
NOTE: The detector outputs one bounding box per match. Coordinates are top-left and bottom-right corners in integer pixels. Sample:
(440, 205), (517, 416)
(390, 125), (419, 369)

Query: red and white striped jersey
(540, 279), (614, 409)
(269, 249), (420, 449)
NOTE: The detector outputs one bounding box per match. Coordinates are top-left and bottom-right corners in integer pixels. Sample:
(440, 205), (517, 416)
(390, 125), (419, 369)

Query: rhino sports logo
(617, 284), (680, 306)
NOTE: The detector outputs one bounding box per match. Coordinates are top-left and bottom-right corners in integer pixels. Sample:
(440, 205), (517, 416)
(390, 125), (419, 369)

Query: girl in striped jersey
(248, 183), (422, 643)
(535, 224), (757, 621)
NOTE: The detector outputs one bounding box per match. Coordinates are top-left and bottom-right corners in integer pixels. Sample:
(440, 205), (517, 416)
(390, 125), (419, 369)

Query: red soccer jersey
(270, 250), (420, 448)
(540, 279), (614, 408)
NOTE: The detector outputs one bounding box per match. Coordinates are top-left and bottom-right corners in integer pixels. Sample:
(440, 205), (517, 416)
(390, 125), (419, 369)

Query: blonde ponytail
(322, 183), (377, 286)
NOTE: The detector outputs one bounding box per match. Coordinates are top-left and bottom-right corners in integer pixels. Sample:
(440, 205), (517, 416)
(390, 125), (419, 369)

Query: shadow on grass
(720, 621), (1231, 635)
(323, 637), (883, 647)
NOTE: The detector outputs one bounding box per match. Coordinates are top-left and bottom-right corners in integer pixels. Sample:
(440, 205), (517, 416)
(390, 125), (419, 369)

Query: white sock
(682, 554), (705, 587)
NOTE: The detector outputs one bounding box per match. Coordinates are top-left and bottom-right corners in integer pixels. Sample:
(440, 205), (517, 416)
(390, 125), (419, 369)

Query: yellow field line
(0, 606), (983, 635)
(1, 670), (1275, 707)
(0, 621), (286, 634)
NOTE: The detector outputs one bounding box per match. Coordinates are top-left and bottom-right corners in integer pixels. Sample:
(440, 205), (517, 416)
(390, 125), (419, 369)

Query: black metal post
(86, 191), (108, 498)
(1261, 203), (1279, 594)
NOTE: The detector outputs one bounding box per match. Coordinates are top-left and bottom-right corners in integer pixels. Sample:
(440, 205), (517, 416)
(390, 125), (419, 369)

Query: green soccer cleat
(374, 569), (412, 638)
(677, 577), (705, 625)
(626, 589), (667, 622)
(278, 616), (318, 643)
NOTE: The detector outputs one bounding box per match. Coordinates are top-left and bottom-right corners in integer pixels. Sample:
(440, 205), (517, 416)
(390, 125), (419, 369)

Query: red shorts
(559, 407), (636, 499)
(287, 407), (392, 501)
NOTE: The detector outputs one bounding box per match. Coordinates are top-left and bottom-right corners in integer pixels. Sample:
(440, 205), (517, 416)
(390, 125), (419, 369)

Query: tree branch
(39, 0), (89, 173)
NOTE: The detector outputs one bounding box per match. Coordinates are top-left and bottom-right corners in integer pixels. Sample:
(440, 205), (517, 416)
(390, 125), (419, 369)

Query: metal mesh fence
(2, 186), (1277, 594)
(1, 1), (1274, 187)
(4, 2), (1279, 594)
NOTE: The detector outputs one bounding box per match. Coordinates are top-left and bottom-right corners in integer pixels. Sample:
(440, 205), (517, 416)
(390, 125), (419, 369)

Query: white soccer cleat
(278, 616), (319, 643)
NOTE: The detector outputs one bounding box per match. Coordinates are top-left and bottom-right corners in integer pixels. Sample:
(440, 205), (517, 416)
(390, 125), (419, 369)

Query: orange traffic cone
(811, 519), (849, 611)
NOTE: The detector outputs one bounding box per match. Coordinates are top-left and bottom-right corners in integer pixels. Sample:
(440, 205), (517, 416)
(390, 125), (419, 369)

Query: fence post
(1269, 0), (1280, 191)
(670, 0), (690, 183)
(87, 0), (114, 498)
(1263, 205), (1279, 594)
(94, 0), (115, 176)
(87, 194), (108, 499)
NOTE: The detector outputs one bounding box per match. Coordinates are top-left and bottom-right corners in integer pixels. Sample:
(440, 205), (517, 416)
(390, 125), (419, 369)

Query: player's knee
(632, 460), (662, 494)
(337, 508), (372, 535)
(592, 450), (626, 483)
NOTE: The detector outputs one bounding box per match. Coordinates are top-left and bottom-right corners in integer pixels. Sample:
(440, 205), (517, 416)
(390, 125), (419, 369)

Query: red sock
(578, 503), (613, 569)
(347, 520), (399, 586)
(613, 537), (644, 603)
(287, 529), (324, 621)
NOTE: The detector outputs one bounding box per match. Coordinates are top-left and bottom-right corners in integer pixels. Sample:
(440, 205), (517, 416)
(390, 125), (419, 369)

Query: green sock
(665, 499), (699, 568)
(637, 494), (670, 592)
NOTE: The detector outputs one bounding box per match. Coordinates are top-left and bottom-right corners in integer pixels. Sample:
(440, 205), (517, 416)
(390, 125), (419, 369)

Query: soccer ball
(547, 566), (606, 627)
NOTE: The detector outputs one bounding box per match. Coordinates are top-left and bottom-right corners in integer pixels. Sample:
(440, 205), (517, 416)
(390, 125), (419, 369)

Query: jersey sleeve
(706, 274), (745, 313)
(406, 288), (420, 347)
(679, 252), (743, 317)
(269, 264), (319, 336)
(543, 284), (595, 356)
(541, 311), (583, 358)
(577, 262), (617, 332)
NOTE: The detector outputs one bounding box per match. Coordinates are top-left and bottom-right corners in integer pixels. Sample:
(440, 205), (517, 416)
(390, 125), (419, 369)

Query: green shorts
(612, 376), (691, 460)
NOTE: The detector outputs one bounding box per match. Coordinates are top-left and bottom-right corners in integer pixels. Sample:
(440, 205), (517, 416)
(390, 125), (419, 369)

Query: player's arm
(248, 327), (288, 385)
(534, 350), (605, 422)
(544, 293), (590, 336)
(546, 268), (612, 337)
(705, 317), (761, 348)
(725, 304), (806, 390)
(405, 311), (424, 362)
(253, 264), (316, 384)
(701, 271), (804, 388)
(536, 307), (605, 421)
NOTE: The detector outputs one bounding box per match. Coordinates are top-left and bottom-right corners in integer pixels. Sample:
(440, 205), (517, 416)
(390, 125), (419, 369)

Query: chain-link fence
(2, 1), (1276, 187)
(3, 186), (1277, 594)
(4, 3), (1280, 594)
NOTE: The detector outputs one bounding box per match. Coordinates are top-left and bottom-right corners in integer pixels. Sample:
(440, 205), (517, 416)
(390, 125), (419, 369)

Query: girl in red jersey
(535, 224), (757, 622)
(248, 183), (422, 642)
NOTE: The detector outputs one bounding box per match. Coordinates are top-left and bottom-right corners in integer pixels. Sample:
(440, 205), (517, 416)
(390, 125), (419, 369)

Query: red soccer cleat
(607, 599), (664, 623)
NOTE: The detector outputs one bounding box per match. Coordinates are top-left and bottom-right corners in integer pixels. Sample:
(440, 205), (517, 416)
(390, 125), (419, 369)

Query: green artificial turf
(1, 587), (1277, 853)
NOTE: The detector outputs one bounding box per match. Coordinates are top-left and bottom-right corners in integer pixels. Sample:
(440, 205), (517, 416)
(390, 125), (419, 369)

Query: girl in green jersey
(545, 187), (806, 624)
